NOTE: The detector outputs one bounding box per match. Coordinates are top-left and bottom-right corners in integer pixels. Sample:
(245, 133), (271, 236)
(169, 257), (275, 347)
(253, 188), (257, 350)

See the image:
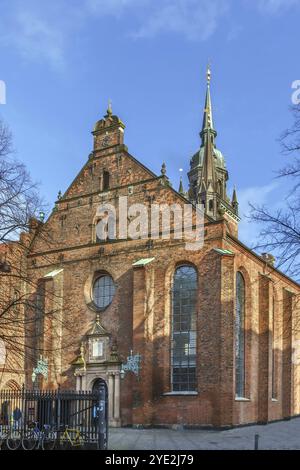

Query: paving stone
(108, 417), (300, 450)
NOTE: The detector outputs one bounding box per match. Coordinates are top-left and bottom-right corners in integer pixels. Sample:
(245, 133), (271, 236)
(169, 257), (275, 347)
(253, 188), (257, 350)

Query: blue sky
(0, 0), (299, 247)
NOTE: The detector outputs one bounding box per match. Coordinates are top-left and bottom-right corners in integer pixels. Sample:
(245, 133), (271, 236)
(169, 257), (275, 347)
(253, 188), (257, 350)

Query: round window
(92, 274), (115, 309)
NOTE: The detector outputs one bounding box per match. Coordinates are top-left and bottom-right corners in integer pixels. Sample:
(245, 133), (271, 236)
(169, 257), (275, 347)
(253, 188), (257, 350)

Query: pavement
(108, 417), (300, 450)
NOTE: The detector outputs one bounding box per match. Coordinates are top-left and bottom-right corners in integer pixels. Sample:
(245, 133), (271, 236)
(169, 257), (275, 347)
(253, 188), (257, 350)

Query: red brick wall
(16, 127), (300, 427)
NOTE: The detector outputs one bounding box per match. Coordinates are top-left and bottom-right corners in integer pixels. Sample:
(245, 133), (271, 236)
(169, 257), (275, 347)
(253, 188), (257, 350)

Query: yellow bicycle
(60, 425), (85, 449)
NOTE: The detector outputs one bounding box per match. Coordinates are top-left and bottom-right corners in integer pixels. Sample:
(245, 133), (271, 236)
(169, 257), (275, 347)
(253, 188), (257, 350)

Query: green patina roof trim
(132, 257), (155, 267)
(213, 248), (234, 256)
(44, 268), (63, 278)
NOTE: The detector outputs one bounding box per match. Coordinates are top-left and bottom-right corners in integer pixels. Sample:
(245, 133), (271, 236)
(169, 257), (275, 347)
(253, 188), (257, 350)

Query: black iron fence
(0, 386), (108, 450)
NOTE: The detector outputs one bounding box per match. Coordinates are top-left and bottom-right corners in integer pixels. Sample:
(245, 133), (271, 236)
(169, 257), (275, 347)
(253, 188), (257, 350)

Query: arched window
(92, 274), (116, 310)
(171, 265), (197, 392)
(217, 180), (222, 196)
(95, 209), (116, 243)
(103, 171), (110, 191)
(235, 272), (245, 397)
(36, 281), (45, 355)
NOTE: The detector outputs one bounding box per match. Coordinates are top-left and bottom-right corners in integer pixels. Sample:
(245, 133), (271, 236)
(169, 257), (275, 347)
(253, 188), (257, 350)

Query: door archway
(92, 378), (107, 395)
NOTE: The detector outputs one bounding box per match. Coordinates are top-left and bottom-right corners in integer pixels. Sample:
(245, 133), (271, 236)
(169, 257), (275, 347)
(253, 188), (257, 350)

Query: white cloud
(256, 0), (300, 14)
(86, 0), (140, 17)
(132, 0), (229, 41)
(1, 0), (298, 70)
(0, 9), (65, 69)
(0, 0), (228, 70)
(18, 11), (65, 68)
(85, 0), (229, 41)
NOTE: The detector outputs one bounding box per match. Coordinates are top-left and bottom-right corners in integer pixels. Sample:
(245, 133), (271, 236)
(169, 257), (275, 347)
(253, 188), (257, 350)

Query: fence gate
(0, 386), (109, 450)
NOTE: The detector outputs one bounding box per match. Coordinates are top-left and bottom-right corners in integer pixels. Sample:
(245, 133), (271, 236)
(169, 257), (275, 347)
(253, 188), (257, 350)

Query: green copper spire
(200, 64), (216, 141)
(187, 65), (240, 228)
(201, 126), (216, 193)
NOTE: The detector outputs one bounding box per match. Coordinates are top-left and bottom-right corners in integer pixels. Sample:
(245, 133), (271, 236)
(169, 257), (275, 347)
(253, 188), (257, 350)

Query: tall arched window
(103, 171), (110, 191)
(35, 281), (45, 357)
(235, 272), (245, 397)
(217, 180), (223, 196)
(171, 265), (197, 392)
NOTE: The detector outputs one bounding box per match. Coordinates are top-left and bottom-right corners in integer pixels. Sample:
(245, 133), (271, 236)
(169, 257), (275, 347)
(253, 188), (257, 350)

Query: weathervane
(32, 355), (48, 383)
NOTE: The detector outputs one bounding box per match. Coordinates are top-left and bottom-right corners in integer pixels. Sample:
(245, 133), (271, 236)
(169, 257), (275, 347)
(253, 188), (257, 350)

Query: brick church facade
(1, 68), (300, 428)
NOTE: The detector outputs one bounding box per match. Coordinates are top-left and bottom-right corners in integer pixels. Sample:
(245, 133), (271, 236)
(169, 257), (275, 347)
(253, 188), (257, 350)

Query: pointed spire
(198, 64), (217, 209)
(187, 65), (240, 229)
(202, 128), (216, 191)
(178, 177), (184, 195)
(232, 186), (238, 204)
(161, 162), (166, 176)
(232, 186), (239, 214)
(201, 64), (216, 139)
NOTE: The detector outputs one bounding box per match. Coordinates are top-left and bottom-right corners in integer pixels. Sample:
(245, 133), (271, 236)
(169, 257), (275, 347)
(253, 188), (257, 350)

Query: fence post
(21, 384), (26, 434)
(57, 386), (61, 446)
(254, 433), (259, 450)
(97, 384), (107, 450)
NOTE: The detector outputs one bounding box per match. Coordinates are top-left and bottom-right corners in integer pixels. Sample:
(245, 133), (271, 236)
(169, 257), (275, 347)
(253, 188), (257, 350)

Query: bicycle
(22, 422), (56, 450)
(59, 425), (86, 449)
(4, 425), (22, 450)
(0, 425), (7, 450)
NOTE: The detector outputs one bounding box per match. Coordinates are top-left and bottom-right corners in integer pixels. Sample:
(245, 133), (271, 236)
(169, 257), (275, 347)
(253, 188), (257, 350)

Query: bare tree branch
(249, 104), (300, 281)
(0, 118), (73, 388)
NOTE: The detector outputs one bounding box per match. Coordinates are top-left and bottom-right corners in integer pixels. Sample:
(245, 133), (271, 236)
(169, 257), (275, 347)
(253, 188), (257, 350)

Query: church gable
(29, 72), (243, 257)
(29, 168), (202, 256)
(61, 103), (157, 201)
(65, 151), (156, 200)
(28, 130), (215, 259)
(60, 149), (157, 201)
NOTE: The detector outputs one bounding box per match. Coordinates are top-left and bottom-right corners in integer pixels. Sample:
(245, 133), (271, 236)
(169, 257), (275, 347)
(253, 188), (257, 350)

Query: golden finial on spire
(206, 62), (211, 86)
(107, 98), (112, 116)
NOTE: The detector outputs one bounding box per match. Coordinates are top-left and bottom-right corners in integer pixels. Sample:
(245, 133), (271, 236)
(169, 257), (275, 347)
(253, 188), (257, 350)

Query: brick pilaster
(258, 274), (271, 423)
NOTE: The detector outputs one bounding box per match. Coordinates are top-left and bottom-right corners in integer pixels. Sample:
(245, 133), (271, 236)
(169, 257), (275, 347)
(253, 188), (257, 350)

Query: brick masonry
(0, 109), (300, 428)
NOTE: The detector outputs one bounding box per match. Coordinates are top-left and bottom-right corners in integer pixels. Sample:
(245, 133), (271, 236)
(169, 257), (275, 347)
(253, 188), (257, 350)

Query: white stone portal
(73, 315), (121, 427)
(74, 365), (121, 427)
